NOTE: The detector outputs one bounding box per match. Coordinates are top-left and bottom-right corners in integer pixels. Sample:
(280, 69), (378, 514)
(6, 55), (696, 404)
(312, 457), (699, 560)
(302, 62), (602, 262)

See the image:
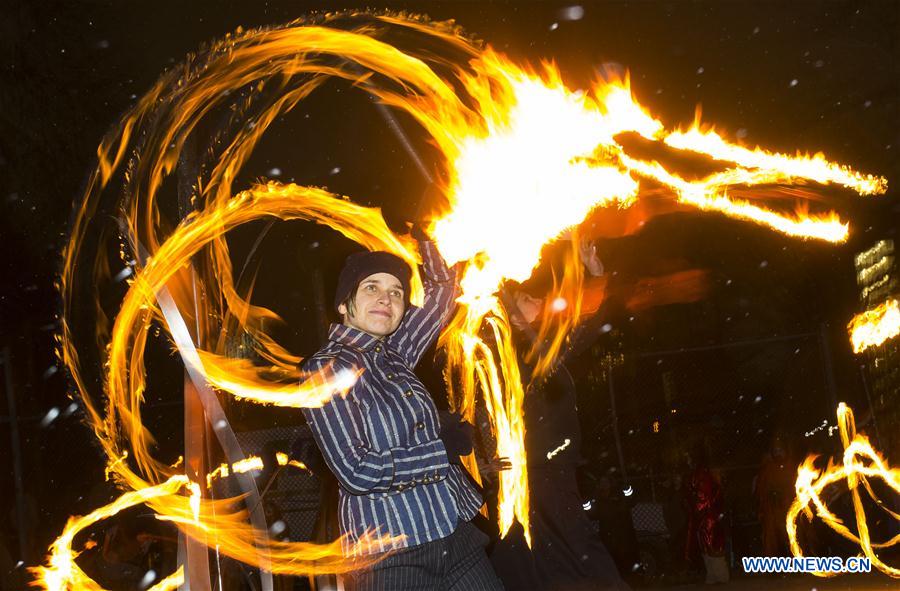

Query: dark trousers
(344, 521), (504, 591)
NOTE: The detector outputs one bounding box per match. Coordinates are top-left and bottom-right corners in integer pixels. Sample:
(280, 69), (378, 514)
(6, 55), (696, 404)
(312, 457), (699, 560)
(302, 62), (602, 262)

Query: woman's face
(512, 291), (544, 329)
(339, 272), (405, 337)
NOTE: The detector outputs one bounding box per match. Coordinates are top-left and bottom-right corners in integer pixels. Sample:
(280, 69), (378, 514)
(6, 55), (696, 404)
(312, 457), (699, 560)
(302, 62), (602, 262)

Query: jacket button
(415, 421), (425, 430)
(374, 344), (382, 352)
(403, 390), (413, 398)
(387, 373), (395, 380)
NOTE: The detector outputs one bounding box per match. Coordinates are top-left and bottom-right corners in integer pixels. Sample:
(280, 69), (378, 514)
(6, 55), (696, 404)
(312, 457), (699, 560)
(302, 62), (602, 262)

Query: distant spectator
(684, 443), (729, 584)
(754, 435), (796, 556)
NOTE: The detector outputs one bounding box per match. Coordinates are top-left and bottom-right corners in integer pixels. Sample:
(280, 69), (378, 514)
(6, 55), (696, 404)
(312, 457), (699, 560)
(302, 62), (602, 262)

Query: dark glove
(290, 435), (326, 478)
(438, 410), (474, 463)
(410, 221), (431, 242)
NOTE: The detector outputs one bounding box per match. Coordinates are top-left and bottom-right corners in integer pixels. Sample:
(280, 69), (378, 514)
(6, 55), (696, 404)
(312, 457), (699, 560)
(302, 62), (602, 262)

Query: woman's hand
(578, 238), (604, 277)
(481, 456), (512, 478)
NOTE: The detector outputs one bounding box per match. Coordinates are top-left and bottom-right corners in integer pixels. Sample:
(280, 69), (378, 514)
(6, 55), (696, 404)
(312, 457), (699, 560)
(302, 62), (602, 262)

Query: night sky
(2, 0), (898, 579)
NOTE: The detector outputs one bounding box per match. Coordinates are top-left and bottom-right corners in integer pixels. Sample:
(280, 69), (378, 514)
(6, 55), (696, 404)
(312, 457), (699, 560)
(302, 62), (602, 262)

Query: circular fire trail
(788, 403), (900, 578)
(41, 11), (886, 589)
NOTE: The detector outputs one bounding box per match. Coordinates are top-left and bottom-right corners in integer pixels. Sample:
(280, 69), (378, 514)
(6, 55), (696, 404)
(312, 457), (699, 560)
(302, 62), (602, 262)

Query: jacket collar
(328, 323), (385, 352)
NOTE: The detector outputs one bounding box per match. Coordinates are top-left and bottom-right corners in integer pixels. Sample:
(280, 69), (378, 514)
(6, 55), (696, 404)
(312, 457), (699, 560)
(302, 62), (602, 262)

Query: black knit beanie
(334, 251), (412, 313)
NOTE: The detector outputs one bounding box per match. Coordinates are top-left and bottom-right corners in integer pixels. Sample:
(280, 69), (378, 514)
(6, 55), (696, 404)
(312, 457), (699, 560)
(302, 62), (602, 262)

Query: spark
(546, 438), (572, 459)
(804, 420), (831, 438)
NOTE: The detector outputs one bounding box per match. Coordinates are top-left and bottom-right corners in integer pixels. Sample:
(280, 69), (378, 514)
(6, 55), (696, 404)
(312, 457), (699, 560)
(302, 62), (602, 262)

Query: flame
(206, 463), (229, 487)
(206, 453), (307, 488)
(52, 10), (886, 585)
(429, 46), (879, 539)
(664, 126), (887, 196)
(787, 403), (900, 578)
(196, 350), (362, 408)
(276, 451), (309, 471)
(229, 457), (264, 475)
(31, 476), (189, 591)
(848, 298), (900, 353)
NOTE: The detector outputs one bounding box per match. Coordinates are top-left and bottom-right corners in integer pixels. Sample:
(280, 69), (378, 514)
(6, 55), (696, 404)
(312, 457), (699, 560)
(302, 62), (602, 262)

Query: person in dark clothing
(755, 435), (796, 557)
(484, 238), (629, 591)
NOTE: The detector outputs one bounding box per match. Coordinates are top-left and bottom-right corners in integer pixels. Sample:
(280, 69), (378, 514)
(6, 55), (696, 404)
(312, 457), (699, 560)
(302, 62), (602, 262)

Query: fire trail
(39, 11), (886, 590)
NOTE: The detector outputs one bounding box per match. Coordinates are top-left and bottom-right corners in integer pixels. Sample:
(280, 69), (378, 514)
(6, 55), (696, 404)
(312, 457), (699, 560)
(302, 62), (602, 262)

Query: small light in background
(138, 570), (157, 590)
(559, 5), (585, 21)
(40, 407), (60, 428)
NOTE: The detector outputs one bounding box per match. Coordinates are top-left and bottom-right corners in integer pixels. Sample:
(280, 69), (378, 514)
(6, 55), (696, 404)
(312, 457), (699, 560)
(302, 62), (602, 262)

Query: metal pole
(2, 347), (30, 563)
(818, 323), (842, 456)
(608, 365), (628, 484)
(818, 323), (840, 415)
(178, 132), (212, 591)
(858, 364), (882, 446)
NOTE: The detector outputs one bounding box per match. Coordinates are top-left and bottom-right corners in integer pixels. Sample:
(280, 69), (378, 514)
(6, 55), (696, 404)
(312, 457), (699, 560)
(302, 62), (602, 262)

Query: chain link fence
(578, 330), (841, 575)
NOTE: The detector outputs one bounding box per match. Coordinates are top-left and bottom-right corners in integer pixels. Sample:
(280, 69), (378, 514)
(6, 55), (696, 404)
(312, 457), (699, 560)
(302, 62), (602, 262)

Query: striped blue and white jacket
(301, 240), (483, 555)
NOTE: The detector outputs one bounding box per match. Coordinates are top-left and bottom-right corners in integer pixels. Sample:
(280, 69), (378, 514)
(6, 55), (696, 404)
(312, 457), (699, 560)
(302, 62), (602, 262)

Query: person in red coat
(683, 443), (729, 584)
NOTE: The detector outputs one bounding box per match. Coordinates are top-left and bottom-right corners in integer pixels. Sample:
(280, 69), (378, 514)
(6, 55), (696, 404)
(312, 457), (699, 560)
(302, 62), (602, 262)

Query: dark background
(1, 0), (898, 584)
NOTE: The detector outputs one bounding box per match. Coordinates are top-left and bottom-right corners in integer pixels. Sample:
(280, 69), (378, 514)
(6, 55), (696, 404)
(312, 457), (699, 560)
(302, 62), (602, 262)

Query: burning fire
(49, 11), (886, 588)
(206, 452), (309, 488)
(787, 403), (900, 578)
(848, 298), (900, 354)
(31, 476), (189, 591)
